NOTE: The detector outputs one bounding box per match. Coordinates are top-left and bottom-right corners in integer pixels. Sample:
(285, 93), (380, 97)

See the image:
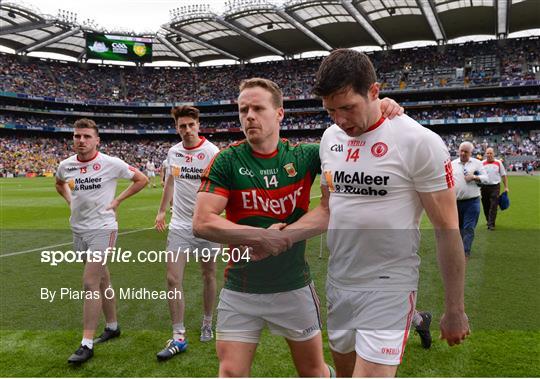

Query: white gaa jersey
(482, 159), (506, 185)
(56, 152), (135, 233)
(167, 137), (219, 229)
(320, 115), (454, 291)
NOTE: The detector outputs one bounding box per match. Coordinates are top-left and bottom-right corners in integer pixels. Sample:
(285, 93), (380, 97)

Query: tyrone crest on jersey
(283, 163), (297, 177)
(371, 142), (388, 157)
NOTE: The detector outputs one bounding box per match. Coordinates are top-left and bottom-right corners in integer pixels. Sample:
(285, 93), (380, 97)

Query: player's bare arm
(193, 192), (292, 255)
(155, 173), (174, 232)
(418, 188), (470, 346)
(284, 184), (330, 241)
(106, 169), (148, 212)
(55, 177), (71, 205)
(380, 97), (404, 118)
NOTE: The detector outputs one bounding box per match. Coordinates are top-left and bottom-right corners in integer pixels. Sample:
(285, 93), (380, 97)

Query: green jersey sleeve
(199, 149), (232, 198)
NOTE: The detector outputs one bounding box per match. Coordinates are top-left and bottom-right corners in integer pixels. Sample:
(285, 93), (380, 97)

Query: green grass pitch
(1, 175), (539, 377)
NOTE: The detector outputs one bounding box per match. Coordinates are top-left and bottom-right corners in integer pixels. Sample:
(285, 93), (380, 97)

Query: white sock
(106, 322), (118, 330)
(173, 323), (185, 340)
(203, 315), (212, 326)
(81, 338), (93, 349)
(412, 311), (423, 327)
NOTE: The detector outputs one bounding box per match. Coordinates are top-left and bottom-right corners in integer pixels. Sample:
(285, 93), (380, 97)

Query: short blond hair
(239, 77), (283, 108)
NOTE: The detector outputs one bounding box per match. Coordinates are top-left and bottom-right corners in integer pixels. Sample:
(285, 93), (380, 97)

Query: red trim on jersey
(201, 150), (221, 180)
(108, 231), (117, 249)
(308, 282), (322, 329)
(365, 116), (386, 132)
(251, 148), (278, 159)
(183, 137), (206, 150)
(444, 159), (454, 188)
(483, 160), (500, 167)
(399, 291), (416, 363)
(225, 173), (312, 223)
(76, 151), (99, 163)
(198, 178), (230, 198)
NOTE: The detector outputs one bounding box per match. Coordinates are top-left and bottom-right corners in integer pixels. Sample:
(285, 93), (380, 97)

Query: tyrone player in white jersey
(55, 118), (148, 364)
(154, 105), (220, 361)
(275, 50), (470, 377)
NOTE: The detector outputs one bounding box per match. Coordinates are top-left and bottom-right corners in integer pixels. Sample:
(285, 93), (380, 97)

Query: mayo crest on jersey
(56, 152), (135, 233)
(167, 137), (219, 229)
(320, 115), (453, 291)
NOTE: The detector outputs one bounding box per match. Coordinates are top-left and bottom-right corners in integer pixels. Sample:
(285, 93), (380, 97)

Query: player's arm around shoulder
(418, 188), (470, 346)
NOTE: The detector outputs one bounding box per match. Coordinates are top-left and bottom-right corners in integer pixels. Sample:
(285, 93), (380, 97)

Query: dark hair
(170, 105), (200, 122)
(313, 49), (377, 97)
(239, 77), (283, 108)
(74, 118), (99, 135)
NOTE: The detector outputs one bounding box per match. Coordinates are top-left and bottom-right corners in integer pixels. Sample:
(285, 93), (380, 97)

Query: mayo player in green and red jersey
(193, 78), (402, 377)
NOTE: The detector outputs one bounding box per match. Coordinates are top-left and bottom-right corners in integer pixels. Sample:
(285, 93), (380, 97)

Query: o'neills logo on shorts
(381, 347), (400, 355)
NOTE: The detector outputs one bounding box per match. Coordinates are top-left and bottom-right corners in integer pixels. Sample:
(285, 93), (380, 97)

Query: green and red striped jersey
(199, 138), (321, 293)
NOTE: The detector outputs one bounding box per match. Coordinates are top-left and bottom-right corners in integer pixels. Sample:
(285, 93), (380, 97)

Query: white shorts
(73, 229), (117, 259)
(326, 284), (416, 365)
(216, 283), (322, 343)
(146, 171), (155, 177)
(167, 227), (219, 256)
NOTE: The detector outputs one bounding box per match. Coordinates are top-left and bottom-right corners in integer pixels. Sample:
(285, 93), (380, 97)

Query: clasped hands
(242, 223), (292, 262)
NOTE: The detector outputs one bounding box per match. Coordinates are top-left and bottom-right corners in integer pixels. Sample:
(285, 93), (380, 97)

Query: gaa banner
(86, 33), (153, 63)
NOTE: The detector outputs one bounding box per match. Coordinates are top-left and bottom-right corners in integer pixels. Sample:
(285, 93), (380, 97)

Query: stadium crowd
(1, 104), (538, 131)
(1, 37), (538, 102)
(1, 129), (538, 177)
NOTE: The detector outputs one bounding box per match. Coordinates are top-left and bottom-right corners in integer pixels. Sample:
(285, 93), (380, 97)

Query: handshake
(241, 222), (293, 262)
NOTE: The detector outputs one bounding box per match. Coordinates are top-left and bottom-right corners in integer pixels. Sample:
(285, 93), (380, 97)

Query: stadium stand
(1, 37), (539, 102)
(1, 127), (538, 178)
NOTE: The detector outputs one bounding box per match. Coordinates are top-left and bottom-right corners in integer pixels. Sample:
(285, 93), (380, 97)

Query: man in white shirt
(154, 106), (220, 361)
(55, 118), (148, 364)
(146, 160), (157, 188)
(481, 147), (509, 230)
(451, 142), (488, 258)
(273, 49), (469, 377)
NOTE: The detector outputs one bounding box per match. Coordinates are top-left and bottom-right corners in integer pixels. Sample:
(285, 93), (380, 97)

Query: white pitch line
(1, 195), (322, 258)
(0, 227), (154, 258)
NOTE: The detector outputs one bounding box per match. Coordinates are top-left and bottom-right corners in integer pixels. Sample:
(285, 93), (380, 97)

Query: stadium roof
(1, 0), (539, 64)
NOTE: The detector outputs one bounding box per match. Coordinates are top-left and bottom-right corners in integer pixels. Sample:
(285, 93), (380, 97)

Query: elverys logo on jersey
(324, 170), (389, 196)
(241, 187), (304, 216)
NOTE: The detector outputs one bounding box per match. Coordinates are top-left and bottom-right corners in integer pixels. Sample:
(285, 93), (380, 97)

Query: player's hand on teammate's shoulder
(439, 310), (470, 346)
(380, 97), (404, 119)
(155, 211), (167, 232)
